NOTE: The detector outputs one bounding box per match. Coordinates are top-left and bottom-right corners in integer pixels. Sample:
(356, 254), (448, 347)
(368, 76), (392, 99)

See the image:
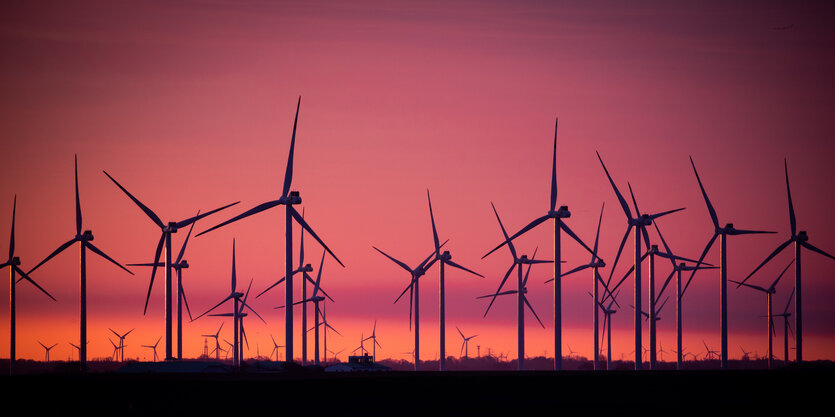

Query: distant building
(325, 354), (390, 372)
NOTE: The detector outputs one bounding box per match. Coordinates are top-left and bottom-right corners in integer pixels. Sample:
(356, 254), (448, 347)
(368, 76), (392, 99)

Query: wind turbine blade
(769, 259), (795, 290)
(605, 225), (632, 286)
(648, 207), (685, 221)
(682, 233), (718, 296)
(801, 241), (835, 261)
(176, 202), (239, 229)
(731, 228), (775, 235)
(85, 242), (134, 275)
(374, 246), (412, 274)
(15, 266), (55, 301)
(784, 159), (796, 237)
(290, 207), (343, 267)
(444, 259), (484, 278)
(180, 281), (194, 321)
(597, 269), (620, 309)
(551, 117), (558, 211)
(482, 202), (525, 260)
(656, 269), (677, 300)
(144, 233), (167, 315)
(627, 182), (641, 217)
(8, 195), (15, 260)
(325, 323), (342, 336)
(456, 326), (465, 339)
(591, 202), (604, 262)
(26, 237), (77, 275)
(560, 222), (596, 257)
(689, 156), (720, 229)
(738, 239), (792, 286)
(241, 300), (267, 324)
(103, 171), (164, 228)
(728, 279), (767, 293)
(641, 225), (651, 252)
(257, 276), (286, 298)
(417, 239), (448, 271)
(560, 263), (592, 278)
(75, 155), (82, 235)
(524, 296), (546, 328)
(299, 208), (305, 267)
(126, 262), (162, 267)
(193, 294), (234, 321)
(427, 189), (440, 254)
(196, 199), (281, 237)
(653, 219), (679, 270)
(310, 250), (326, 298)
(176, 211), (199, 264)
(596, 151), (632, 220)
(282, 96), (301, 198)
(784, 288), (795, 315)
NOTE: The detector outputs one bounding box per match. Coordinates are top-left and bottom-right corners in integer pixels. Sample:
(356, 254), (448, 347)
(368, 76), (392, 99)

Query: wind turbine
(731, 259), (793, 369)
(201, 323), (224, 361)
(38, 341), (57, 362)
(327, 348), (344, 363)
(739, 345), (752, 361)
(362, 320), (383, 362)
(26, 156), (133, 370)
(225, 280), (265, 365)
(193, 239), (246, 367)
(109, 328), (134, 362)
(703, 340), (720, 362)
(456, 326), (477, 358)
(738, 159), (835, 363)
(481, 120), (597, 370)
(142, 337), (162, 362)
(375, 240), (447, 371)
(650, 220), (717, 371)
(103, 171), (238, 361)
(479, 205), (550, 370)
(769, 288), (795, 366)
(476, 203), (553, 371)
(595, 291), (619, 370)
(426, 189), (483, 371)
(686, 156), (774, 369)
(293, 250), (333, 366)
(258, 210), (327, 366)
(352, 333), (368, 356)
(610, 218), (706, 370)
(549, 203), (612, 370)
(195, 97), (345, 365)
(596, 152), (684, 370)
(127, 211), (199, 360)
(315, 300), (341, 365)
(108, 338), (121, 361)
(270, 334), (284, 362)
(3, 196), (56, 375)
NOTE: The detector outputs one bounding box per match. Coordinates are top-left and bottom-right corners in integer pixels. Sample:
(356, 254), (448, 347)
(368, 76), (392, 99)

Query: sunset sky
(1, 0), (834, 364)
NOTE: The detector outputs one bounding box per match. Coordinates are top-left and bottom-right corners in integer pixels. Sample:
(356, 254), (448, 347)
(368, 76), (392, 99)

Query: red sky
(1, 0), (834, 363)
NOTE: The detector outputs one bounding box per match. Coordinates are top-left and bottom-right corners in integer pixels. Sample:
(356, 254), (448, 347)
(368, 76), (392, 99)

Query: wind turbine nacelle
(11, 256), (20, 266)
(164, 222), (178, 233)
(640, 214), (652, 225)
(79, 230), (94, 241)
(303, 264), (313, 272)
(289, 191), (302, 205)
(798, 231), (808, 241)
(179, 260), (189, 268)
(442, 250), (451, 259)
(551, 206), (571, 218)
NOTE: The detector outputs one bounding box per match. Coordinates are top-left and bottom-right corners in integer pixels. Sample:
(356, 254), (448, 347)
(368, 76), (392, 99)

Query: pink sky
(1, 0), (834, 362)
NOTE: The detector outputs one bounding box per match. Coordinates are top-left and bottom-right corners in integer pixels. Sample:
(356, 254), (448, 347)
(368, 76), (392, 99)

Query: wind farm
(2, 1), (835, 415)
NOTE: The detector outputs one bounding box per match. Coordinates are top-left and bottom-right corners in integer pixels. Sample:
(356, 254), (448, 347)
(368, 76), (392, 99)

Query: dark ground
(3, 361), (831, 416)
